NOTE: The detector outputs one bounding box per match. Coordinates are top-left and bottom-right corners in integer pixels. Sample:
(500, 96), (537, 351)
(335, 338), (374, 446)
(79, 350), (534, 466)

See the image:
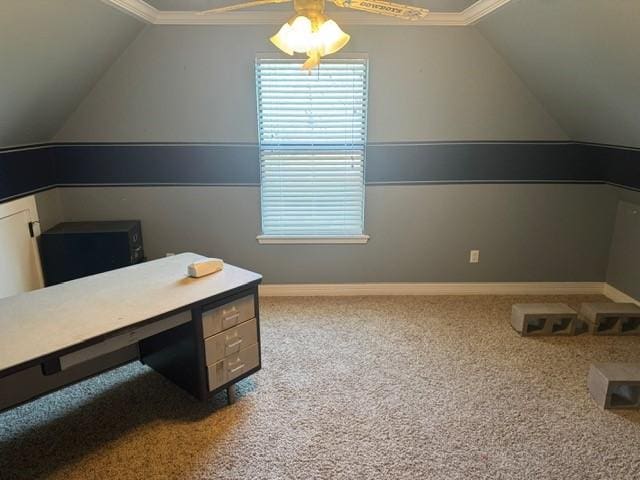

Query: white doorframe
(0, 195), (45, 290)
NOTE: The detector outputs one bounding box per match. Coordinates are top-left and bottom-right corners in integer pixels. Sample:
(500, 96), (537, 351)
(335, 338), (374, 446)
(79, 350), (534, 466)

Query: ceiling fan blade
(332, 0), (428, 20)
(197, 0), (292, 15)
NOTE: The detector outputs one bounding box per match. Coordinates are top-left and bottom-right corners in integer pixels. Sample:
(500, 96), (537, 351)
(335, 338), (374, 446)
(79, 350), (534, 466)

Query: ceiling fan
(197, 0), (429, 69)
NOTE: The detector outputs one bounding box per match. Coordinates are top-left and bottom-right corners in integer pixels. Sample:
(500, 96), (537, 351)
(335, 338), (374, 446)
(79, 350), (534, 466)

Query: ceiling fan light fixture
(317, 19), (350, 55)
(270, 16), (312, 55)
(270, 14), (350, 69)
(198, 0), (427, 68)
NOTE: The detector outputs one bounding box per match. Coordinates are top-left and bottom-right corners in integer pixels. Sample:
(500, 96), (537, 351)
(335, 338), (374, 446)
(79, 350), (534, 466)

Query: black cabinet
(40, 220), (145, 285)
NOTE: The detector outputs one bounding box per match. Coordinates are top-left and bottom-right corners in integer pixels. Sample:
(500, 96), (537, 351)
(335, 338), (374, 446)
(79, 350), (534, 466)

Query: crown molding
(462, 0), (512, 24)
(102, 0), (157, 23)
(101, 0), (510, 26)
(152, 10), (465, 26)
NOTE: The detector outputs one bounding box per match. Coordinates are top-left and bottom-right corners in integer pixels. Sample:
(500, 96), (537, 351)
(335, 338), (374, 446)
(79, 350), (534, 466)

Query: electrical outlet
(469, 250), (480, 264)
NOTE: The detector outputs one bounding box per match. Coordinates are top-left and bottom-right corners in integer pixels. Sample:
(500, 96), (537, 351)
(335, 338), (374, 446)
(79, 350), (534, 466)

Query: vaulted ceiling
(0, 0), (143, 147)
(1, 0), (638, 148)
(479, 0), (640, 148)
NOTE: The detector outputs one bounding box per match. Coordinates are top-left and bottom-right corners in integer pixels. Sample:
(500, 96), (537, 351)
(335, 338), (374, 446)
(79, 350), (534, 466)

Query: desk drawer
(202, 294), (254, 338)
(207, 343), (259, 391)
(204, 318), (258, 366)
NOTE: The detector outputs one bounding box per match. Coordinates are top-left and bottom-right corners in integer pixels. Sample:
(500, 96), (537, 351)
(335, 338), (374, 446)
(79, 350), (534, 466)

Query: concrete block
(574, 317), (590, 335)
(511, 303), (578, 336)
(588, 363), (640, 409)
(579, 303), (640, 336)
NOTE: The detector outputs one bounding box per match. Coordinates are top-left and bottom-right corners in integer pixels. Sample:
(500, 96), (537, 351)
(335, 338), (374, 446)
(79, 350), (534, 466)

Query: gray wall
(54, 184), (617, 284)
(606, 189), (640, 300)
(479, 0), (640, 148)
(50, 23), (628, 287)
(1, 5), (634, 290)
(34, 188), (64, 232)
(56, 25), (567, 142)
(0, 0), (143, 147)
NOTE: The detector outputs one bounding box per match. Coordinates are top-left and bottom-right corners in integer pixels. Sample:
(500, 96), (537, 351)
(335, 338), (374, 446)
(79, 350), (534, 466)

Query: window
(256, 56), (369, 244)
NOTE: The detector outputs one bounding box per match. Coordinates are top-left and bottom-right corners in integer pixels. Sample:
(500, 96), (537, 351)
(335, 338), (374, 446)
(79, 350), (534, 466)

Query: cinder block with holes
(511, 303), (578, 336)
(579, 303), (640, 335)
(588, 363), (640, 409)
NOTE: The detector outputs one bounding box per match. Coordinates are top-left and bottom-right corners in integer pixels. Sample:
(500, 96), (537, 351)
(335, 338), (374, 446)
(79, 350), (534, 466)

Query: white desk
(0, 253), (262, 411)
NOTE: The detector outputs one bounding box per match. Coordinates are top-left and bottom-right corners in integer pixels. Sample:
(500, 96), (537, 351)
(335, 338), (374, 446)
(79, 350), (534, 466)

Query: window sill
(256, 235), (370, 245)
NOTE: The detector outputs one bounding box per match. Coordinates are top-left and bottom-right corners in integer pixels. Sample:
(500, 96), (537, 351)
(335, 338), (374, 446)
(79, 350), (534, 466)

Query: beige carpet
(2, 295), (640, 479)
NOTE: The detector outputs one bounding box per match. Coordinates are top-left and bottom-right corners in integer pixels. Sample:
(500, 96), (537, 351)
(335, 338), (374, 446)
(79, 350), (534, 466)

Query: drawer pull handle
(223, 312), (240, 323)
(226, 339), (243, 349)
(228, 363), (245, 374)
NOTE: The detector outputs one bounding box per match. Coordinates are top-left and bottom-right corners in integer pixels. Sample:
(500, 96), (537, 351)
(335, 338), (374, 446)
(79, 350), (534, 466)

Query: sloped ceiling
(0, 0), (143, 148)
(3, 0), (638, 149)
(478, 0), (640, 148)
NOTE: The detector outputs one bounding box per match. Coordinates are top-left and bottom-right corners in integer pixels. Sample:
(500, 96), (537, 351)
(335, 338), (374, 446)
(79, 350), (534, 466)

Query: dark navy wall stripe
(0, 147), (56, 202)
(599, 146), (640, 190)
(0, 141), (638, 202)
(366, 142), (602, 184)
(52, 144), (260, 185)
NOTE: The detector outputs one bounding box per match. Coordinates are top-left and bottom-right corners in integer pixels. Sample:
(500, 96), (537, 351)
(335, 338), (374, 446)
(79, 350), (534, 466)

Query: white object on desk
(188, 258), (224, 278)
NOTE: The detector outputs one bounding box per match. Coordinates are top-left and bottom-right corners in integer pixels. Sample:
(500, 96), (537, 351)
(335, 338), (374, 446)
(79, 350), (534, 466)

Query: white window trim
(256, 234), (370, 244)
(256, 54), (369, 241)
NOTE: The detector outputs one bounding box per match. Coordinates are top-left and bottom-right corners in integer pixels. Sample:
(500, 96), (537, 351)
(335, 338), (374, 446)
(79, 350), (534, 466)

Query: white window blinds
(256, 57), (368, 237)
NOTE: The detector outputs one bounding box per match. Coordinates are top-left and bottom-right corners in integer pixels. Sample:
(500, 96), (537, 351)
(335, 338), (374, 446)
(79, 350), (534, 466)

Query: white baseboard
(259, 282), (605, 297)
(603, 284), (640, 306)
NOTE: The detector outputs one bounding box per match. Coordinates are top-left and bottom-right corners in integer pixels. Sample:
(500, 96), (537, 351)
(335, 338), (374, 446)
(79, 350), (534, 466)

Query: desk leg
(227, 385), (236, 405)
